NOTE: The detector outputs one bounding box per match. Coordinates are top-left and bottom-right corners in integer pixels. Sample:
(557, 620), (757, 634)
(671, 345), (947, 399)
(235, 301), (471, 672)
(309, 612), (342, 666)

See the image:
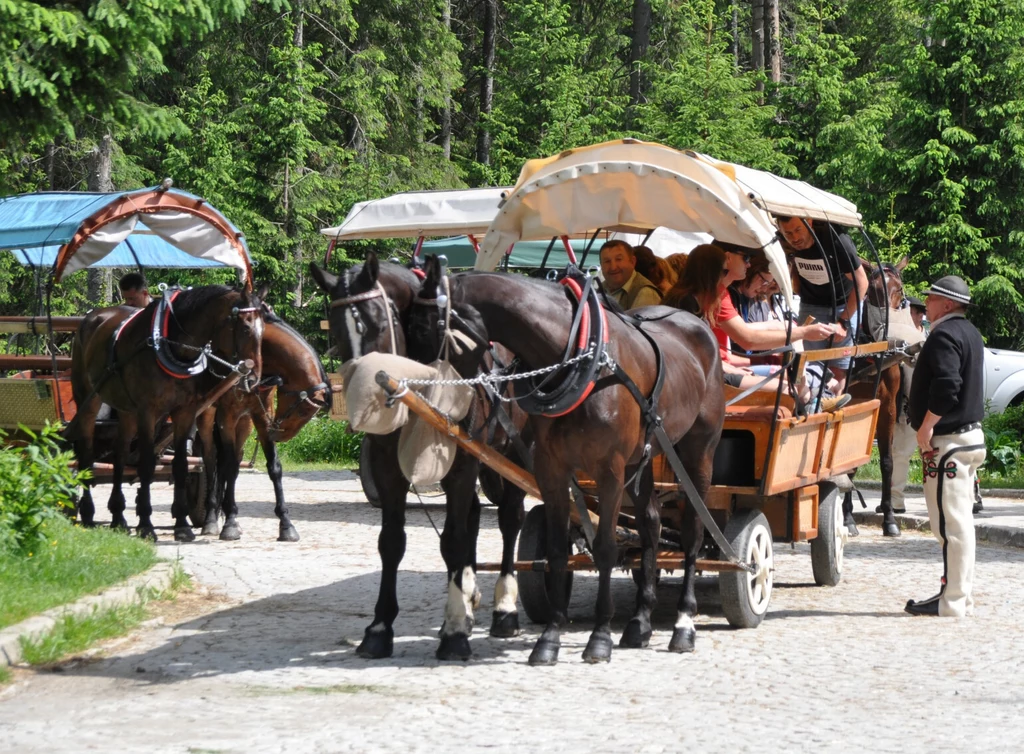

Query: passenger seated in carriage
(118, 272), (152, 309)
(662, 242), (851, 412)
(598, 240), (662, 309)
(632, 244), (677, 296)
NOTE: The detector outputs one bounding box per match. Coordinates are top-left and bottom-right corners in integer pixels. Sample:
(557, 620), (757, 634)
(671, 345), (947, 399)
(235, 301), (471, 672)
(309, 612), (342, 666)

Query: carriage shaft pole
(375, 371), (619, 538)
(152, 363), (251, 457)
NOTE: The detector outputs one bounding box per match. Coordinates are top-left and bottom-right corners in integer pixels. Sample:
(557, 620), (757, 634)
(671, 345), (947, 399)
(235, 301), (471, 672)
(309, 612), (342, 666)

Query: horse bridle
(329, 271), (400, 358)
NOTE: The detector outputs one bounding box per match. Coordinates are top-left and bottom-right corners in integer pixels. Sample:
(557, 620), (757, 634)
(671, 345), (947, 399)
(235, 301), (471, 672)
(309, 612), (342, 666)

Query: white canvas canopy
(475, 139), (797, 304)
(320, 187), (511, 241)
(689, 152), (862, 227)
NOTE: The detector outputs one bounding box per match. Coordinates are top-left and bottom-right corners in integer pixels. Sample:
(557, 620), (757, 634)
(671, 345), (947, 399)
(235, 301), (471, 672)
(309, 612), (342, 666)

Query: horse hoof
(846, 522), (860, 537)
(472, 589), (482, 611)
(355, 626), (394, 659)
(883, 522), (901, 537)
(110, 519), (129, 532)
(81, 519), (97, 529)
(528, 638), (560, 666)
(668, 626), (696, 654)
(582, 631), (613, 663)
(436, 633), (472, 661)
(618, 619), (651, 649)
(490, 610), (520, 638)
(137, 526), (158, 542)
(174, 526), (195, 542)
(219, 525), (242, 541)
(277, 525), (300, 543)
(201, 523), (220, 537)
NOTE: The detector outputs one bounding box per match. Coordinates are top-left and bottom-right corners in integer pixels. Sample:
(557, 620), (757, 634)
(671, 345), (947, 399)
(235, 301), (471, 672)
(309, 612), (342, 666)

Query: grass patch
(853, 445), (1024, 488)
(0, 664), (10, 685)
(241, 415), (362, 472)
(18, 601), (148, 666)
(0, 517), (156, 630)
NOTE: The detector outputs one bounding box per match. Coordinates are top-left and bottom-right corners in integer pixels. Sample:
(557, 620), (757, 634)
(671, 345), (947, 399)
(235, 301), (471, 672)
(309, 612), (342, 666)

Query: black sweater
(908, 314), (985, 434)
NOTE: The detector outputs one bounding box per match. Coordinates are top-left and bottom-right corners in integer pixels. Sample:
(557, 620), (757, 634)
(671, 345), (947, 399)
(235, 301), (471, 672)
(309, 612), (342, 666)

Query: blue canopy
(0, 188), (252, 280)
(419, 235), (596, 268)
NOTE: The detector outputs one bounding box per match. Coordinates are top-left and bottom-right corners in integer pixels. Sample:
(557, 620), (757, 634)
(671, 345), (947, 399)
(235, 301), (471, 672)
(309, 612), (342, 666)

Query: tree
(884, 0), (1024, 346)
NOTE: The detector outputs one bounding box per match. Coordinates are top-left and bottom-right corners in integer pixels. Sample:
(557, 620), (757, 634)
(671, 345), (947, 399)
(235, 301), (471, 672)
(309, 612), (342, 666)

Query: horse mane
(171, 284), (245, 320)
(264, 309), (329, 383)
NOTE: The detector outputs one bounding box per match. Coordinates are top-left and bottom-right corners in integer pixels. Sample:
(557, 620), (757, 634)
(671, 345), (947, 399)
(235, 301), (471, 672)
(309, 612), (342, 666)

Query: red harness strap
(155, 290), (194, 379)
(542, 276), (610, 418)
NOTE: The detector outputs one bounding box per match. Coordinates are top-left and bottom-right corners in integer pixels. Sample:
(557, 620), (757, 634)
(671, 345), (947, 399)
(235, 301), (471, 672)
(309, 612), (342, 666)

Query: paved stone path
(2, 471), (1024, 753)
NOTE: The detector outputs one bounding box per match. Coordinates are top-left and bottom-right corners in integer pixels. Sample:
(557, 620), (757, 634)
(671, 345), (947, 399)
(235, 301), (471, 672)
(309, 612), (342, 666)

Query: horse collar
(152, 288), (208, 379)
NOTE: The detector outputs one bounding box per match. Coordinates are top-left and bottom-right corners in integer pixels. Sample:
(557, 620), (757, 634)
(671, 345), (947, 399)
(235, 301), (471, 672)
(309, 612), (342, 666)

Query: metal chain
(396, 347), (598, 398)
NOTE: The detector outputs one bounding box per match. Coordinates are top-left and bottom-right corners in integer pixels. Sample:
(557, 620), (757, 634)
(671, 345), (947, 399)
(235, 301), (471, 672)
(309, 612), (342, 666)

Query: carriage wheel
(186, 437), (207, 528)
(810, 482), (845, 587)
(517, 504), (574, 624)
(359, 441), (381, 509)
(719, 509), (774, 629)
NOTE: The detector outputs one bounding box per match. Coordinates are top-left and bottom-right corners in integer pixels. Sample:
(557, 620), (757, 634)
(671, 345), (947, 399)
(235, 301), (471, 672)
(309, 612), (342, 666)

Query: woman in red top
(664, 243), (849, 410)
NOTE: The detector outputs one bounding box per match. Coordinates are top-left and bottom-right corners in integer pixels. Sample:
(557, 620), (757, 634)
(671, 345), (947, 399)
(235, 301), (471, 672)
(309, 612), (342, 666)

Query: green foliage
(0, 516), (156, 629)
(982, 404), (1024, 477)
(18, 601), (148, 666)
(0, 425), (86, 555)
(278, 417), (363, 465)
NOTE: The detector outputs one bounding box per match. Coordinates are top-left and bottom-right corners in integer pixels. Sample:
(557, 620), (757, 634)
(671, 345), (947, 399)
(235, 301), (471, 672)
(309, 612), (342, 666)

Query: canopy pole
(467, 234), (480, 254)
(561, 235), (578, 266)
(578, 229), (601, 268)
(538, 237), (557, 271)
(124, 238), (144, 278)
(325, 238), (337, 266)
(413, 236), (425, 265)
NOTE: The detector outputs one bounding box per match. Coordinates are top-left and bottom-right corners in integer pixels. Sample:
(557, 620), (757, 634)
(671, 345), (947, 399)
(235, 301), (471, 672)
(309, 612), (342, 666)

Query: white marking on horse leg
(368, 623), (387, 634)
(343, 308), (362, 359)
(674, 612), (695, 631)
(442, 566), (476, 637)
(494, 573), (519, 614)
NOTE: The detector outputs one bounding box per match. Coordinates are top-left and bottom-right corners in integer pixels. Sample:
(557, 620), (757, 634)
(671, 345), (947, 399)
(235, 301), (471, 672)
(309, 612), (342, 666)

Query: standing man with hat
(905, 275), (987, 617)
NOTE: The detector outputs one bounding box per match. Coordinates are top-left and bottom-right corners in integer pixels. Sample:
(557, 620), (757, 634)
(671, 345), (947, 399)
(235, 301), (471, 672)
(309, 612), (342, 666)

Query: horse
(410, 257), (724, 665)
(846, 257), (914, 538)
(309, 254), (531, 660)
(69, 285), (264, 542)
(193, 309), (330, 542)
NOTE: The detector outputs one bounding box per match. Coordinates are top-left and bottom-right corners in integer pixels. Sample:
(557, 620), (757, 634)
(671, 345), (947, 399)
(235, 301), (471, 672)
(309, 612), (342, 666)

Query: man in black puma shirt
(905, 275), (986, 618)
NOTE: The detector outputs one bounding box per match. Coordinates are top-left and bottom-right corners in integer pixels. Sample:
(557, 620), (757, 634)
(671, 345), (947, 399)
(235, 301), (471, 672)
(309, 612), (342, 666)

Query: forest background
(3, 0), (1024, 350)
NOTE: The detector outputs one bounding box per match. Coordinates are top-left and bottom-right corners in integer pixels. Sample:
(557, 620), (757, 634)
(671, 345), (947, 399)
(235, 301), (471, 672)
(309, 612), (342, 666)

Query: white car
(986, 348), (1024, 414)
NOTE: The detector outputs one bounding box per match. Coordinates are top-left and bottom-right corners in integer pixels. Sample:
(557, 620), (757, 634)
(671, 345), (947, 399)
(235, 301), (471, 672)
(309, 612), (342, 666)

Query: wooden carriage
(0, 187), (257, 489)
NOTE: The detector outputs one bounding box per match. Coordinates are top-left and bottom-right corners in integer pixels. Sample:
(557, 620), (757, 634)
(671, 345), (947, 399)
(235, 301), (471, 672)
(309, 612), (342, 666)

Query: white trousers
(922, 428), (987, 618)
(890, 416), (918, 511)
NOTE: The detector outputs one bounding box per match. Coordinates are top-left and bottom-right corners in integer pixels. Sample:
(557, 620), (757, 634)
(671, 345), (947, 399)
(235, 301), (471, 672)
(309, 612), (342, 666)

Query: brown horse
(847, 257), (912, 538)
(310, 255), (531, 661)
(70, 285), (264, 541)
(412, 258), (724, 664)
(194, 309), (329, 542)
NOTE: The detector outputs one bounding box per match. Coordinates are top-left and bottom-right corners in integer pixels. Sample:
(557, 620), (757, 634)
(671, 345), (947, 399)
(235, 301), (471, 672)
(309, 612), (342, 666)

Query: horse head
(310, 252), (421, 362)
(407, 255), (491, 369)
(258, 311), (331, 443)
(861, 255), (907, 310)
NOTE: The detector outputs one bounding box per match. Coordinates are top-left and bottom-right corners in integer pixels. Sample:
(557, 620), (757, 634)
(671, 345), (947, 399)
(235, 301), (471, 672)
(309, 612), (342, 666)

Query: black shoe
(973, 501), (984, 514)
(905, 595), (941, 616)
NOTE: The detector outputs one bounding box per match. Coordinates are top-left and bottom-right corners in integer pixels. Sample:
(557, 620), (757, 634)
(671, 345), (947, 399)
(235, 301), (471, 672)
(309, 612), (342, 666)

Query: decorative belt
(946, 421), (982, 435)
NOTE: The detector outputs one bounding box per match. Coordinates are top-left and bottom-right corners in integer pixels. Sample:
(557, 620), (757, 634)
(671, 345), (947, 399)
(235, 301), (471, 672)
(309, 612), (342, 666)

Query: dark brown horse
(310, 255), (531, 660)
(70, 285), (264, 541)
(194, 310), (329, 542)
(412, 258), (724, 664)
(847, 257), (913, 537)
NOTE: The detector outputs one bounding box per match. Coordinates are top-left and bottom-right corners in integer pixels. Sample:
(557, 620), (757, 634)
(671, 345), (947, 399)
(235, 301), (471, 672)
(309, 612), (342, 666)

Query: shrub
(0, 425), (86, 555)
(982, 405), (1024, 478)
(277, 416), (363, 465)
